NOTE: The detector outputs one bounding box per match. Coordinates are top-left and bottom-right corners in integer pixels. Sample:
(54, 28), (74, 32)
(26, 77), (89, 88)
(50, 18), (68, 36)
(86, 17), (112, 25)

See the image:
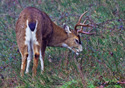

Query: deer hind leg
(32, 44), (40, 77)
(25, 41), (33, 74)
(40, 43), (47, 74)
(40, 50), (44, 74)
(20, 45), (28, 77)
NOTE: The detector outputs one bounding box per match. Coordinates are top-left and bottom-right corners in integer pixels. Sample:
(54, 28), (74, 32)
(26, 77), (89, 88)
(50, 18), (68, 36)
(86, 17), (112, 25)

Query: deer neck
(47, 23), (67, 47)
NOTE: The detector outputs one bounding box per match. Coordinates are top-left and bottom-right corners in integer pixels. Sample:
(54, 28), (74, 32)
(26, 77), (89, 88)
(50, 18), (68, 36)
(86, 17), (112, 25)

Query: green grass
(0, 0), (124, 88)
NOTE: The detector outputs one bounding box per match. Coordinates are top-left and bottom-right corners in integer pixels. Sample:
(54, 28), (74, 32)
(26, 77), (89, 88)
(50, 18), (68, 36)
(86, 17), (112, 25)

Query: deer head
(60, 11), (95, 55)
(60, 25), (82, 55)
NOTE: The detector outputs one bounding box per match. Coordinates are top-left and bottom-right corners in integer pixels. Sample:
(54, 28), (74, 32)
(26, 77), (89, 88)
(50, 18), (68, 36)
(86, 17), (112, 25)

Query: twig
(73, 55), (87, 87)
(15, 0), (23, 9)
(97, 81), (125, 88)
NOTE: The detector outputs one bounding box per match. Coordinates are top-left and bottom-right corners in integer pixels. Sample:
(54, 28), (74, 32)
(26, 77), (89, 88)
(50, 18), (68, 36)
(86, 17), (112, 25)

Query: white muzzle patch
(62, 43), (83, 55)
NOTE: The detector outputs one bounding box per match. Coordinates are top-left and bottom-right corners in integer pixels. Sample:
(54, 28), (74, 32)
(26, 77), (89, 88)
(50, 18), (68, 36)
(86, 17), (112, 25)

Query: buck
(15, 7), (94, 77)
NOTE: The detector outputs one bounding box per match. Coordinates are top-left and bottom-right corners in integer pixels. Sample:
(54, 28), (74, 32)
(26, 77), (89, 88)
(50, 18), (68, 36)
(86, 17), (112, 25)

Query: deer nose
(79, 45), (83, 52)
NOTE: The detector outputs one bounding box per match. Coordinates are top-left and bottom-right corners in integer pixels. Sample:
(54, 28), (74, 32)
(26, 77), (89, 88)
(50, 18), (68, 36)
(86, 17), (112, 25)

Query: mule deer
(15, 7), (94, 76)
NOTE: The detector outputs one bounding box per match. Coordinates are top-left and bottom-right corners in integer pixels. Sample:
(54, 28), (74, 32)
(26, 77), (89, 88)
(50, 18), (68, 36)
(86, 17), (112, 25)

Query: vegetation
(0, 0), (124, 88)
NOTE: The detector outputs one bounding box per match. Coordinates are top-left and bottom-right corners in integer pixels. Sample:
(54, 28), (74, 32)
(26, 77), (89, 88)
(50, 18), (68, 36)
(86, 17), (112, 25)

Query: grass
(0, 0), (124, 88)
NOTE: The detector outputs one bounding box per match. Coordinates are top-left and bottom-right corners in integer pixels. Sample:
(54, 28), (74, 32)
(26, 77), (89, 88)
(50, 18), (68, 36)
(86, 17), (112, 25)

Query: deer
(15, 7), (94, 77)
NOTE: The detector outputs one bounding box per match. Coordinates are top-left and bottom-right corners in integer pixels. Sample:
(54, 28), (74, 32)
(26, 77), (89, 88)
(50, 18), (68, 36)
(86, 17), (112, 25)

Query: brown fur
(15, 7), (81, 76)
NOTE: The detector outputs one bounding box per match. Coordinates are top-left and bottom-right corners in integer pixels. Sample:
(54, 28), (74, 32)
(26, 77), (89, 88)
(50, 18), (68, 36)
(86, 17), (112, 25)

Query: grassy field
(0, 0), (124, 88)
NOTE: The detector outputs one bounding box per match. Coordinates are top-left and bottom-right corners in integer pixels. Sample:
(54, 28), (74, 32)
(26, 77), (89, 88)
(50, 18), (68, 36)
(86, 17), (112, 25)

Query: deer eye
(75, 39), (79, 44)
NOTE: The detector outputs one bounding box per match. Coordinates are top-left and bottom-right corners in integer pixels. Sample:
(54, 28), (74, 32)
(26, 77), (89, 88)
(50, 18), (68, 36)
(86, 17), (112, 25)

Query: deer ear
(64, 25), (71, 34)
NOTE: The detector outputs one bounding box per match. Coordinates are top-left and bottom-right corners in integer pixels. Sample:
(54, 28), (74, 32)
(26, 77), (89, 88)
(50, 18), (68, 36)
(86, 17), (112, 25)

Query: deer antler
(75, 11), (95, 35)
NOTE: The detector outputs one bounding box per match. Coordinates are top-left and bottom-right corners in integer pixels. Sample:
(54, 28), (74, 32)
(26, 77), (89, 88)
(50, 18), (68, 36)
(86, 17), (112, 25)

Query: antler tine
(79, 23), (95, 35)
(77, 11), (88, 24)
(78, 21), (95, 35)
(83, 19), (87, 24)
(75, 11), (96, 35)
(77, 30), (96, 35)
(75, 11), (88, 31)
